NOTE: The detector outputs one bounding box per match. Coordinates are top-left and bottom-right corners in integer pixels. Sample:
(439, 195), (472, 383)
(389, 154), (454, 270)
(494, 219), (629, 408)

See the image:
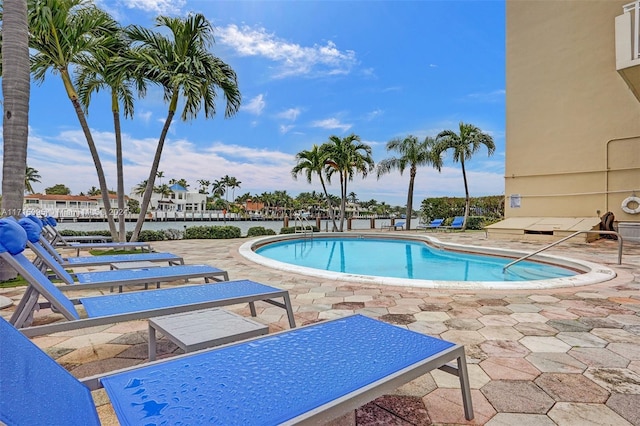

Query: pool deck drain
(1, 230), (639, 425)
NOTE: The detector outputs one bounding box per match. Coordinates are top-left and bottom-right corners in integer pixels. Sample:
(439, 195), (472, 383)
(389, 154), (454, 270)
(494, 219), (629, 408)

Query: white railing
(623, 1), (640, 59)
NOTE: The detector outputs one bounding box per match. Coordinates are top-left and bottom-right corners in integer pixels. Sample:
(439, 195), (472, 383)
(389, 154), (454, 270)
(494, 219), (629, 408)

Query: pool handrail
(502, 230), (622, 272)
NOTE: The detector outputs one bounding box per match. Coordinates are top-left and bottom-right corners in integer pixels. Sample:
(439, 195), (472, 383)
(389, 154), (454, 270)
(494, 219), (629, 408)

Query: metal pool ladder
(293, 214), (314, 237)
(502, 230), (623, 273)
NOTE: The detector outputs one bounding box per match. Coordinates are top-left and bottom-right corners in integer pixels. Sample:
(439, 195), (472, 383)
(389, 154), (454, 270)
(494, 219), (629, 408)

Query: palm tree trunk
(339, 173), (346, 231)
(130, 105), (177, 242)
(113, 104), (126, 242)
(61, 70), (118, 238)
(406, 167), (416, 230)
(319, 176), (338, 232)
(460, 159), (470, 231)
(1, 0), (30, 281)
(2, 0), (29, 217)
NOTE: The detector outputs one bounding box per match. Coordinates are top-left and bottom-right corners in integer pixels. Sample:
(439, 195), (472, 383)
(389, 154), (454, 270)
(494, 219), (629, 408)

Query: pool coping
(238, 233), (617, 290)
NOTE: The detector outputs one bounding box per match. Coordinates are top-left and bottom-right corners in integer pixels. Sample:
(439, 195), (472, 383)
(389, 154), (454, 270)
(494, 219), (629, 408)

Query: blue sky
(12, 0), (505, 206)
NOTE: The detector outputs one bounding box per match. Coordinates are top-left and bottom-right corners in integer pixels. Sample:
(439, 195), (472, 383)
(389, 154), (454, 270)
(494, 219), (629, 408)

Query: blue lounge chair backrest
(19, 218), (76, 285)
(0, 218), (80, 320)
(0, 317), (101, 425)
(451, 216), (464, 228)
(430, 218), (444, 227)
(45, 215), (58, 226)
(38, 233), (66, 262)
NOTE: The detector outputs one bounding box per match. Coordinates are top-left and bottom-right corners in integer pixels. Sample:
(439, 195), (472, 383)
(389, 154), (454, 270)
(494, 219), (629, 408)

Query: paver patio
(1, 230), (638, 425)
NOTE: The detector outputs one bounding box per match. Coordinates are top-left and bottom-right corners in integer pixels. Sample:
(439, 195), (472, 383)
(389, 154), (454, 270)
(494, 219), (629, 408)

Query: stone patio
(1, 230), (639, 425)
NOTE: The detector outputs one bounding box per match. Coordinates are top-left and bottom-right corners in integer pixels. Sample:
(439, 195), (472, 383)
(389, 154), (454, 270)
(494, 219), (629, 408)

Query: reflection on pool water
(255, 237), (576, 282)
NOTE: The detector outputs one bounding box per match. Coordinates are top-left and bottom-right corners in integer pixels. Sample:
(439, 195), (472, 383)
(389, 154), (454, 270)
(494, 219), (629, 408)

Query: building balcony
(616, 1), (640, 101)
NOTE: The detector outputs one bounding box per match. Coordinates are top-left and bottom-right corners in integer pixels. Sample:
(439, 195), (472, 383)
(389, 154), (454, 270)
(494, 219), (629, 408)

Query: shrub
(419, 195), (504, 223)
(59, 229), (85, 236)
(125, 230), (167, 242)
(465, 216), (485, 230)
(280, 226), (318, 234)
(247, 226), (277, 237)
(184, 225), (242, 239)
(162, 228), (183, 240)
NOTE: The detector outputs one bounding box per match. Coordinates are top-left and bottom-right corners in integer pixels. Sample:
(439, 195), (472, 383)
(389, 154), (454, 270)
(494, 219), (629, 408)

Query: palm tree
(211, 179), (225, 199)
(87, 186), (100, 196)
(225, 176), (241, 206)
(197, 179), (211, 194)
(155, 183), (172, 201)
(0, 0), (30, 280)
(133, 180), (148, 196)
(126, 14), (241, 241)
(235, 192), (252, 204)
(24, 167), (41, 194)
(322, 134), (374, 231)
(28, 0), (119, 237)
(347, 192), (358, 204)
(172, 178), (189, 189)
(377, 135), (443, 230)
(291, 144), (338, 230)
(75, 19), (143, 241)
(436, 122), (495, 230)
(259, 191), (274, 217)
(273, 190), (293, 217)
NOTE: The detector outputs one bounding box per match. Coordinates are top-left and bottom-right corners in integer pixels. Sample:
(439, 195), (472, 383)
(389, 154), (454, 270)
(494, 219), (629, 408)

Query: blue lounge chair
(0, 314), (473, 425)
(384, 220), (405, 231)
(0, 218), (296, 335)
(33, 224), (184, 268)
(417, 218), (444, 231)
(40, 215), (152, 255)
(19, 218), (228, 291)
(447, 216), (465, 231)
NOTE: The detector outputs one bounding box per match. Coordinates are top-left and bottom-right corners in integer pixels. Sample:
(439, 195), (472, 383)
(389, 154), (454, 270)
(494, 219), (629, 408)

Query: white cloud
(364, 109), (383, 121)
(280, 124), (295, 134)
(276, 108), (301, 121)
(465, 89), (505, 103)
(216, 24), (358, 78)
(119, 0), (185, 15)
(242, 94), (266, 115)
(137, 110), (153, 124)
(310, 118), (352, 132)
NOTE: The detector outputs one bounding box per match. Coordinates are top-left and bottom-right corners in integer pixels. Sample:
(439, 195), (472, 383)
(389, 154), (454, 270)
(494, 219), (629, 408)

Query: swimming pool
(239, 233), (616, 289)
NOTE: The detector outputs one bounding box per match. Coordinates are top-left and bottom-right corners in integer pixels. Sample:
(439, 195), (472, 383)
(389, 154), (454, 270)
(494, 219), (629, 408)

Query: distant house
(129, 184), (207, 213)
(23, 193), (105, 218)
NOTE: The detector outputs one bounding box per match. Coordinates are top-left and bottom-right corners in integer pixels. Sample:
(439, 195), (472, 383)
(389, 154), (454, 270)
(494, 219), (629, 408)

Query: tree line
(292, 124), (495, 231)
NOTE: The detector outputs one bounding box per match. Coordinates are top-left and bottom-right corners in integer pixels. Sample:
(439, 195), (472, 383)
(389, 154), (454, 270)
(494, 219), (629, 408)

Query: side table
(148, 308), (269, 361)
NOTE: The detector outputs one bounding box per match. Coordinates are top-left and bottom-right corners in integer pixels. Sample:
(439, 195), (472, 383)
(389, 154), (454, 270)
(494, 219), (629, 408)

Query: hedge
(247, 226), (277, 237)
(280, 226), (319, 234)
(184, 225), (242, 239)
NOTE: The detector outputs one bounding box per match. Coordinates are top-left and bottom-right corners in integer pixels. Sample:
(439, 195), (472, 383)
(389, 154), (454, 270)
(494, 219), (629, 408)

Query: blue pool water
(255, 237), (577, 282)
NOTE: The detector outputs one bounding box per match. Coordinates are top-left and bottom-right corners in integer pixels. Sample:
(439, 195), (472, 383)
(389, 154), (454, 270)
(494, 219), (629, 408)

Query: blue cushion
(45, 216), (58, 227)
(18, 218), (42, 243)
(26, 215), (43, 228)
(0, 218), (27, 254)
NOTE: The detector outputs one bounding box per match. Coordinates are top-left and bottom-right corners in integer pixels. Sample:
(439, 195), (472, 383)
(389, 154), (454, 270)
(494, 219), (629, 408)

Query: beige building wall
(505, 0), (640, 224)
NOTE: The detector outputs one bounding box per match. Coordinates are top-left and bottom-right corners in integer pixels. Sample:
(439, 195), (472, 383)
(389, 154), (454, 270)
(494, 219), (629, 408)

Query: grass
(0, 270), (72, 288)
(0, 275), (28, 288)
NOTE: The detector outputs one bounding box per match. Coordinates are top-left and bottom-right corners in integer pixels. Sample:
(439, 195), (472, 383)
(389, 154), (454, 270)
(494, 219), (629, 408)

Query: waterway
(55, 219), (383, 236)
